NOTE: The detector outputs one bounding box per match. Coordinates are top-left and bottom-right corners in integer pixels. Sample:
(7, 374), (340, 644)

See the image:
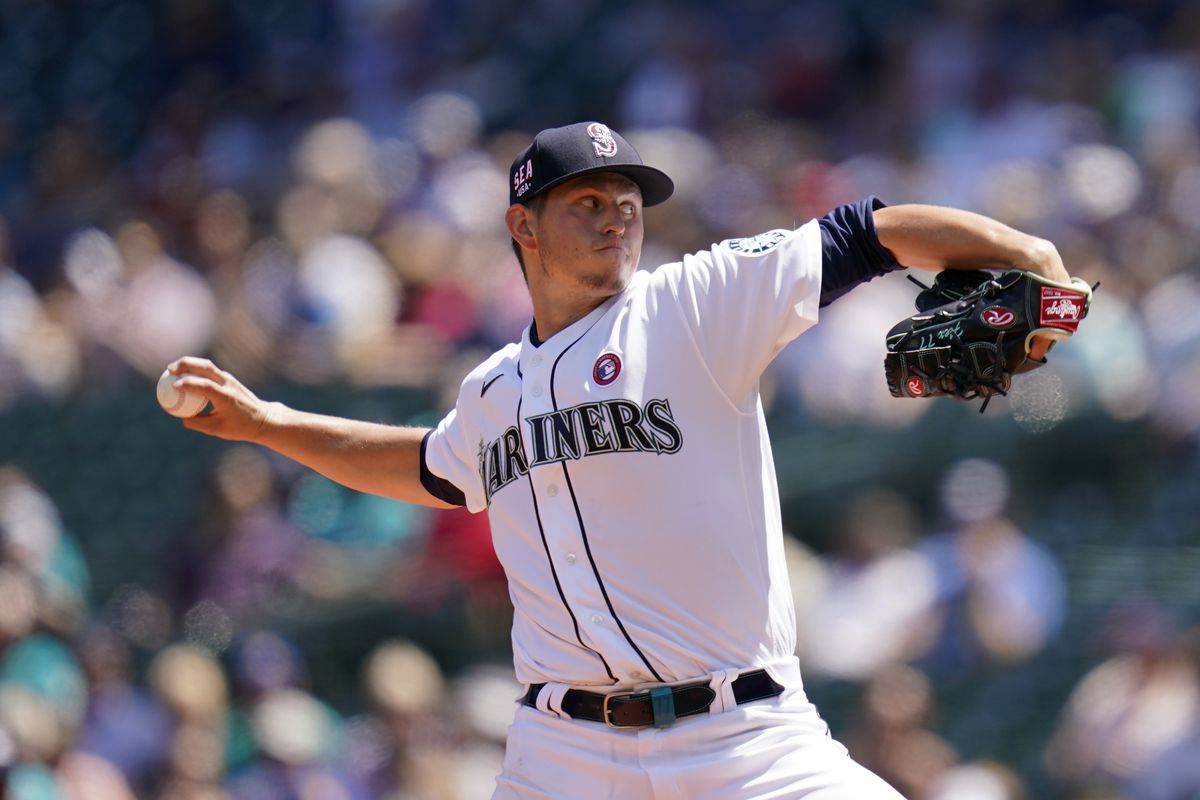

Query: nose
(600, 205), (625, 236)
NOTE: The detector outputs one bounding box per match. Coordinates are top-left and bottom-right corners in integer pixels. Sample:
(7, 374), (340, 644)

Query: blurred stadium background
(1, 0), (1199, 797)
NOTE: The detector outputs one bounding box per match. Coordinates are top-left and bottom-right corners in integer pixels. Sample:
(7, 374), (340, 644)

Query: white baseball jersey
(424, 220), (822, 688)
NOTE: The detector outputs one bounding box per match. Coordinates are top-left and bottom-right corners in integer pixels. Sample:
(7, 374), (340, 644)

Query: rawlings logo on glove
(1040, 289), (1086, 327)
(884, 269), (1094, 412)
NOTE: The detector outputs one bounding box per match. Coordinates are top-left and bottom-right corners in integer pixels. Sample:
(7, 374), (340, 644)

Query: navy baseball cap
(508, 122), (674, 208)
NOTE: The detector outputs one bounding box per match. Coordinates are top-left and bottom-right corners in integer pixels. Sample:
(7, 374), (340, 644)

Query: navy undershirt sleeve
(817, 196), (903, 307)
(419, 430), (467, 507)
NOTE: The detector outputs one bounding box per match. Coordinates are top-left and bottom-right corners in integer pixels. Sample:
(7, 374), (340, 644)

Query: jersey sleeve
(421, 406), (486, 513)
(661, 218), (824, 405)
(420, 431), (466, 507)
(658, 197), (900, 405)
(817, 196), (902, 307)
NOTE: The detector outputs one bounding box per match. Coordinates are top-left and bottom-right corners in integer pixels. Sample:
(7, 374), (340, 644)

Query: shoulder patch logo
(593, 353), (622, 386)
(722, 229), (789, 255)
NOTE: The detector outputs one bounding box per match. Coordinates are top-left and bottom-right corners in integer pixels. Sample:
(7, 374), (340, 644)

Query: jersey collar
(521, 286), (630, 360)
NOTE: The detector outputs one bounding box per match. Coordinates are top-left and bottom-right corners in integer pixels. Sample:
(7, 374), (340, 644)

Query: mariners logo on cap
(593, 353), (622, 385)
(587, 123), (618, 158)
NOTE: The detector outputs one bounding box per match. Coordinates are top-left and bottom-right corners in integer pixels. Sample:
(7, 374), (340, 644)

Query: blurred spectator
(0, 217), (83, 408)
(1125, 628), (1200, 800)
(404, 507), (509, 649)
(0, 468), (90, 637)
(798, 490), (938, 681)
(75, 625), (173, 792)
(843, 664), (959, 799)
(195, 189), (280, 385)
(444, 664), (520, 799)
(228, 687), (364, 800)
(1045, 605), (1200, 796)
(917, 459), (1067, 674)
(229, 632), (306, 702)
(926, 760), (1028, 800)
(348, 640), (457, 799)
(148, 644), (229, 729)
(147, 644), (233, 798)
(0, 632), (137, 799)
(1141, 272), (1200, 438)
(188, 446), (310, 620)
(55, 750), (138, 800)
(62, 220), (218, 382)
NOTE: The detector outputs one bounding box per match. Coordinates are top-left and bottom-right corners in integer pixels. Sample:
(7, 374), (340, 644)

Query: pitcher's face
(530, 173), (644, 300)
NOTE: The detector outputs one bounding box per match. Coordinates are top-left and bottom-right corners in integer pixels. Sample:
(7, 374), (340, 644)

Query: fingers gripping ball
(156, 369), (209, 418)
(883, 269), (1094, 412)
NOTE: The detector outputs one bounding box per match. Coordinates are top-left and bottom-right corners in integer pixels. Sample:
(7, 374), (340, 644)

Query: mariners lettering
(479, 398), (683, 504)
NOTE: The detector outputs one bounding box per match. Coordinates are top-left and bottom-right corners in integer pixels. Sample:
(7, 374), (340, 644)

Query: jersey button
(532, 386), (543, 397)
(547, 484), (559, 497)
(590, 614), (603, 625)
(565, 553), (576, 565)
(531, 354), (542, 366)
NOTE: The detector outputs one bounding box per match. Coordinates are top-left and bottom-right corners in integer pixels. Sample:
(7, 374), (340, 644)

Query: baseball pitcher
(169, 121), (1088, 799)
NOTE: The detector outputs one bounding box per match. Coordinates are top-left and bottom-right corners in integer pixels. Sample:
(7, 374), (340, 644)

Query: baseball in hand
(156, 369), (208, 418)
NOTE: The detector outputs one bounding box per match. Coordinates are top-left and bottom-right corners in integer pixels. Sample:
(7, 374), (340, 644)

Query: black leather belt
(521, 668), (784, 728)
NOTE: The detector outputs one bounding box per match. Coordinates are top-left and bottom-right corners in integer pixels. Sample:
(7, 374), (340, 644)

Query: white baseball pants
(492, 661), (906, 800)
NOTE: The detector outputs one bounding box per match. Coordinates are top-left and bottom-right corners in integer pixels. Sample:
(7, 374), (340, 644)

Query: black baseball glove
(884, 269), (1094, 412)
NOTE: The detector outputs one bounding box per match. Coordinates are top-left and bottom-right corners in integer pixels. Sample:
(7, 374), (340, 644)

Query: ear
(505, 204), (537, 251)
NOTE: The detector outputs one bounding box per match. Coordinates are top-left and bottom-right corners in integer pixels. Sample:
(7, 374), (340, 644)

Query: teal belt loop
(649, 686), (675, 728)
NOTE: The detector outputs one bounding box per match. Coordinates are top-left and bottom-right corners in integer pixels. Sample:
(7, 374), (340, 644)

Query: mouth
(595, 240), (628, 255)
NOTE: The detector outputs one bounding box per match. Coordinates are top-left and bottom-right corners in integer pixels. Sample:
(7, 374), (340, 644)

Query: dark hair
(510, 193), (547, 280)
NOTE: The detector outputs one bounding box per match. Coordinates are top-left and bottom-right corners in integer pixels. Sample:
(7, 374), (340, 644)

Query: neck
(531, 293), (609, 342)
(522, 255), (629, 341)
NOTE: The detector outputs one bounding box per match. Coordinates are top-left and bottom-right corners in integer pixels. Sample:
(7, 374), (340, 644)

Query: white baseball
(156, 369), (208, 418)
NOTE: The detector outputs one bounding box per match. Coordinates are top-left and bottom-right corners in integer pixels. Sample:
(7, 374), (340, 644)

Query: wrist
(251, 401), (286, 444)
(1023, 237), (1069, 283)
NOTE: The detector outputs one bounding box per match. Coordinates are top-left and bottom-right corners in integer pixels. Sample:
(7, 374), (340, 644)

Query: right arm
(169, 357), (458, 508)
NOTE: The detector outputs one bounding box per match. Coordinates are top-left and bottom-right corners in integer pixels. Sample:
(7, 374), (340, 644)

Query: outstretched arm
(873, 204), (1077, 360)
(873, 204), (1071, 284)
(168, 357), (458, 509)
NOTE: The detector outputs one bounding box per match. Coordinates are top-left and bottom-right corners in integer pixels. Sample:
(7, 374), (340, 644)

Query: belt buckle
(602, 685), (680, 729)
(601, 689), (642, 729)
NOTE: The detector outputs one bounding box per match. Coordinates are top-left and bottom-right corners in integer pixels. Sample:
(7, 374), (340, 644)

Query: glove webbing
(895, 331), (1032, 412)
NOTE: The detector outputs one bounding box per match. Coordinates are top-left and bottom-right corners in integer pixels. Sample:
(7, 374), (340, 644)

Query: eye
(580, 197), (599, 209)
(620, 203), (636, 218)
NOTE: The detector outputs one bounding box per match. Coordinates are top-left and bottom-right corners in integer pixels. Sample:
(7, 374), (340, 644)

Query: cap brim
(521, 164), (675, 208)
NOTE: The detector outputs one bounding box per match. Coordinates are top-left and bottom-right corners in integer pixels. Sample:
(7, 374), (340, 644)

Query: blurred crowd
(2, 0), (1200, 797)
(3, 0), (1200, 434)
(790, 460), (1200, 800)
(5, 449), (1200, 799)
(0, 459), (516, 799)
